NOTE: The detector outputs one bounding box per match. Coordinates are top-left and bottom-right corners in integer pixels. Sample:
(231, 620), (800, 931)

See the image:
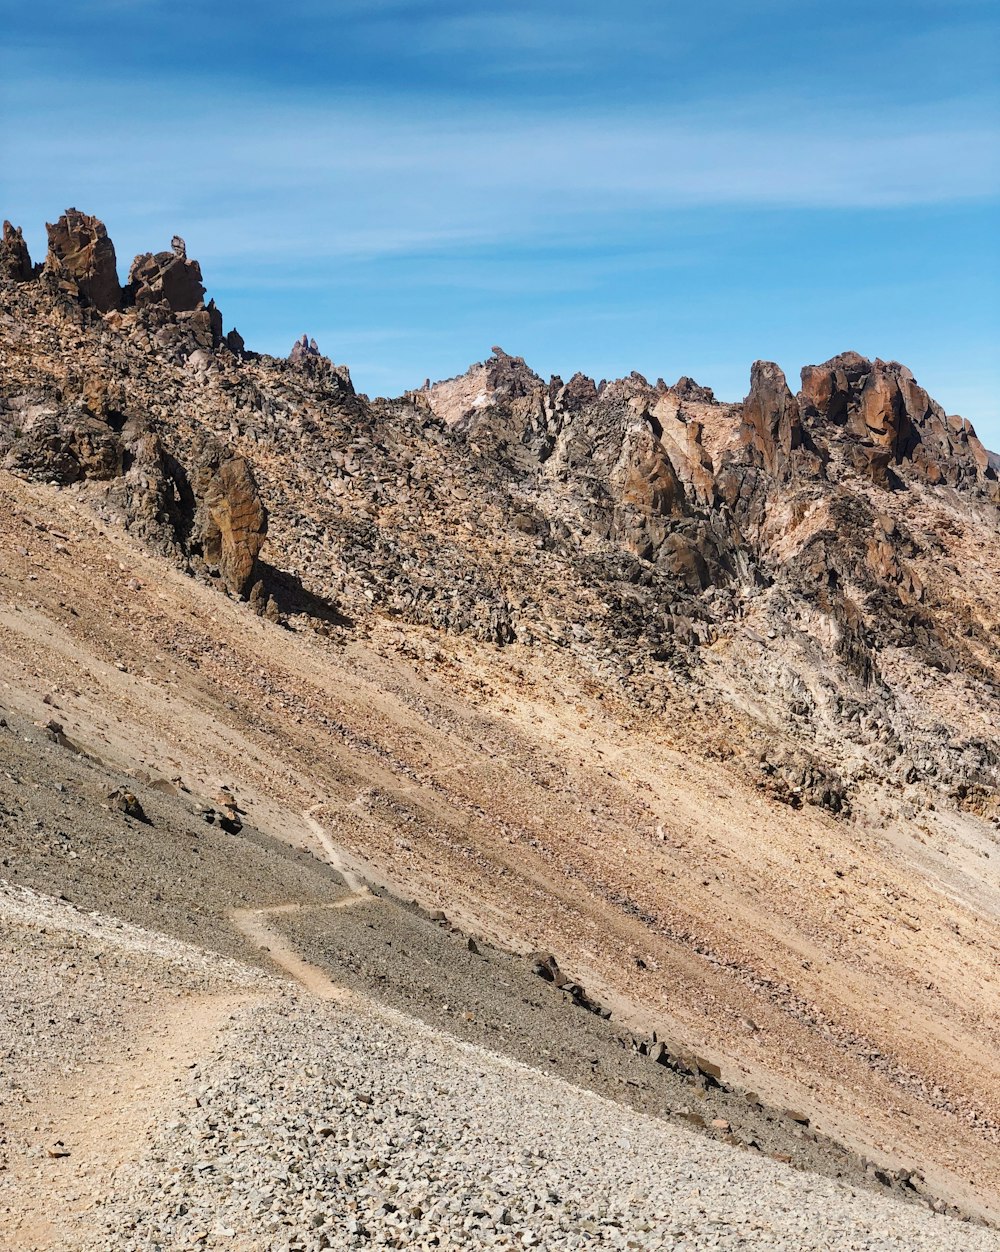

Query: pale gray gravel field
(3, 882), (997, 1252)
(78, 994), (1000, 1252)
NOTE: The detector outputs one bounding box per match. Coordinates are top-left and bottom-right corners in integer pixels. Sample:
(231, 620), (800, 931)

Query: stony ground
(4, 881), (999, 1252)
(0, 701), (954, 1227)
(74, 998), (1000, 1252)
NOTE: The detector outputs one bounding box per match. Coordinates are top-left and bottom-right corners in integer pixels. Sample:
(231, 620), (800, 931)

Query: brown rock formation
(613, 425), (687, 562)
(290, 334), (322, 363)
(128, 237), (207, 312)
(421, 347), (544, 426)
(554, 372), (600, 411)
(670, 376), (716, 404)
(799, 350), (870, 426)
(739, 361), (804, 477)
(190, 441), (267, 598)
(0, 222), (33, 282)
(43, 209), (121, 312)
(799, 353), (995, 492)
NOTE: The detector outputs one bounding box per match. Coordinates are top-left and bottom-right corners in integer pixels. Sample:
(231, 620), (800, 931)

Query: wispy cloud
(2, 40), (996, 440)
(5, 73), (998, 273)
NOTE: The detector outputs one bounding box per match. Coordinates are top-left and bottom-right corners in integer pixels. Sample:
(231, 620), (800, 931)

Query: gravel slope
(4, 882), (997, 1252)
(2, 473), (999, 1219)
(80, 994), (1000, 1252)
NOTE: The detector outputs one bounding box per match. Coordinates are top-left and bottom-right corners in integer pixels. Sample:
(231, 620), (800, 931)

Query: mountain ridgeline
(2, 209), (999, 827)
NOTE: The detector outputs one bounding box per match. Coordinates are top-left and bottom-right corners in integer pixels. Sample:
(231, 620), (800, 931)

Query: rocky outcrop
(0, 402), (265, 600)
(290, 335), (321, 363)
(43, 209), (121, 312)
(738, 361), (806, 478)
(671, 377), (716, 404)
(2, 402), (123, 483)
(1, 208), (998, 823)
(610, 424), (693, 571)
(128, 236), (206, 312)
(554, 372), (600, 412)
(0, 222), (33, 281)
(799, 353), (997, 494)
(799, 351), (870, 427)
(421, 347), (544, 427)
(189, 441), (267, 598)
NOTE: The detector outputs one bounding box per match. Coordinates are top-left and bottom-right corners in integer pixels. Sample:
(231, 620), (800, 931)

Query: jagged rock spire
(289, 334), (322, 363)
(0, 221), (33, 281)
(44, 208), (122, 312)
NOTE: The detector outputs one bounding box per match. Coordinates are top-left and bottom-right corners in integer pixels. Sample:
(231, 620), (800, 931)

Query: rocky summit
(1, 211), (999, 1249)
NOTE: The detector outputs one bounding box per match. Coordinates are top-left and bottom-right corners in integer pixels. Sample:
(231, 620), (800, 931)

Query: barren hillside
(1, 211), (999, 1244)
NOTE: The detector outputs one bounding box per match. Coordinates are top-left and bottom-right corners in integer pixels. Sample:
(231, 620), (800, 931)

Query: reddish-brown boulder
(43, 209), (121, 312)
(190, 441), (268, 598)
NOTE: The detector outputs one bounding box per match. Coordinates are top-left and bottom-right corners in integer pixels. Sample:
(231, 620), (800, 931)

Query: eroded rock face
(0, 222), (33, 282)
(799, 353), (996, 492)
(555, 372), (600, 412)
(128, 238), (207, 313)
(43, 209), (121, 312)
(611, 424), (690, 566)
(739, 361), (804, 478)
(189, 441), (267, 598)
(671, 377), (716, 404)
(2, 404), (123, 483)
(799, 351), (870, 427)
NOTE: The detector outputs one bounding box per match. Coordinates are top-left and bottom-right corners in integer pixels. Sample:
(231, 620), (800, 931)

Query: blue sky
(3, 1), (999, 447)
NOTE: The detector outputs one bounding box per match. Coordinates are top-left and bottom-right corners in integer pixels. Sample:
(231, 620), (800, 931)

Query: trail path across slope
(303, 806), (370, 892)
(5, 990), (263, 1252)
(2, 811), (378, 1251)
(230, 808), (375, 999)
(229, 895), (370, 1002)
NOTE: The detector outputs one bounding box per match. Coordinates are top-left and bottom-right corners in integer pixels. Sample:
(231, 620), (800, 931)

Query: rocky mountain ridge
(3, 209), (1000, 1231)
(2, 210), (997, 830)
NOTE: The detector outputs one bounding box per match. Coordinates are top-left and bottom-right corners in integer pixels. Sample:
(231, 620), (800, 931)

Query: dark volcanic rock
(3, 407), (123, 484)
(128, 237), (207, 313)
(0, 221), (33, 282)
(670, 376), (716, 403)
(43, 209), (121, 312)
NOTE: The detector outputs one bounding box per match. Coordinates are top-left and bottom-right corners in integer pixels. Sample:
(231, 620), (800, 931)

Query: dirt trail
(230, 811), (374, 1000)
(1, 808), (376, 1251)
(303, 807), (370, 893)
(229, 896), (370, 1002)
(4, 990), (263, 1252)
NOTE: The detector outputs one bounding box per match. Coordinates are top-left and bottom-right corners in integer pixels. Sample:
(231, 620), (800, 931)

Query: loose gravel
(77, 993), (1000, 1252)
